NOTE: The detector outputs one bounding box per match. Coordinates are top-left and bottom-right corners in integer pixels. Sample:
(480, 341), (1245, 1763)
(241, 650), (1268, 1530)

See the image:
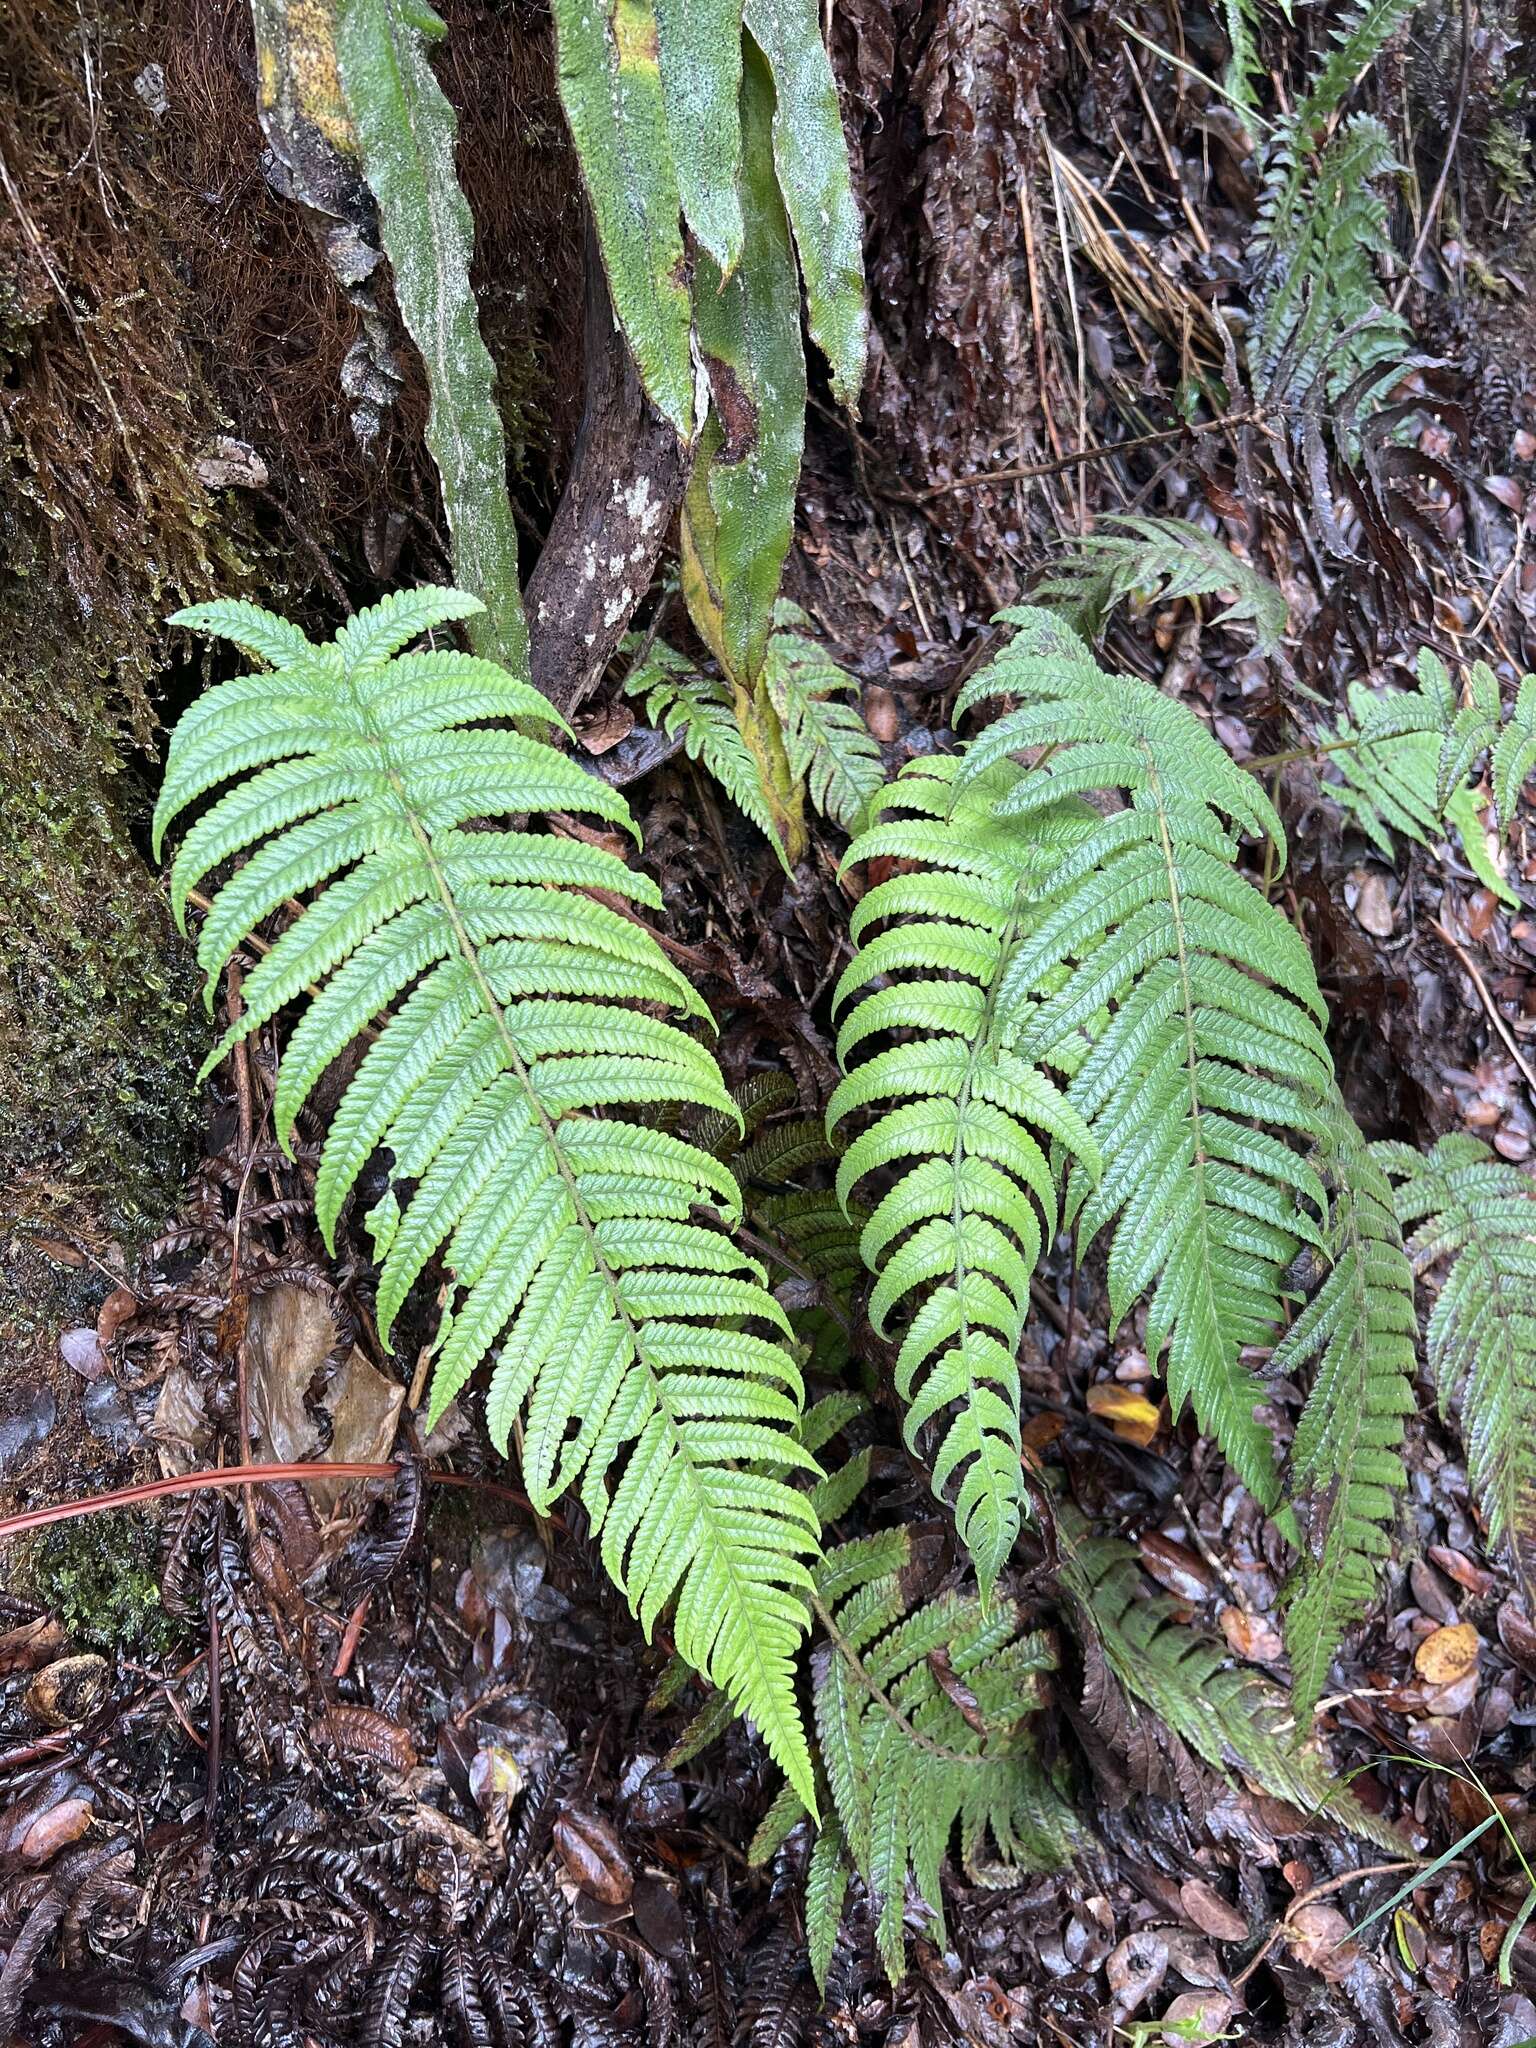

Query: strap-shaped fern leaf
(954, 609), (1335, 1509)
(752, 1526), (1080, 1987)
(1060, 1514), (1403, 1850)
(157, 587), (821, 1808)
(1275, 1101), (1416, 1715)
(1375, 1134), (1536, 1603)
(830, 753), (1100, 1589)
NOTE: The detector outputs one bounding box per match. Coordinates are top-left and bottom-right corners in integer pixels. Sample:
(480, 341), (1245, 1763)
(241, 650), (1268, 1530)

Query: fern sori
(1375, 1134), (1536, 1603)
(830, 752), (1100, 1589)
(1277, 1100), (1416, 1714)
(752, 1526), (1080, 1987)
(1033, 515), (1287, 655)
(156, 587), (821, 1806)
(1061, 1514), (1403, 1850)
(953, 609), (1335, 1510)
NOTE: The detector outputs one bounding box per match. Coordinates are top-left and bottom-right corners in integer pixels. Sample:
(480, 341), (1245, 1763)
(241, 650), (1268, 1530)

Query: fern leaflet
(1276, 1099), (1417, 1715)
(1033, 515), (1288, 654)
(767, 604), (885, 832)
(157, 587), (822, 1808)
(1060, 1513), (1403, 1850)
(1375, 1134), (1536, 1603)
(953, 609), (1335, 1510)
(753, 1525), (1080, 1986)
(830, 751), (1100, 1589)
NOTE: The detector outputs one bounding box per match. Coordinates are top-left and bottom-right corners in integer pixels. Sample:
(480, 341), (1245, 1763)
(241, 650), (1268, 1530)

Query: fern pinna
(830, 751), (1100, 1589)
(155, 587), (820, 1806)
(1375, 1134), (1536, 1604)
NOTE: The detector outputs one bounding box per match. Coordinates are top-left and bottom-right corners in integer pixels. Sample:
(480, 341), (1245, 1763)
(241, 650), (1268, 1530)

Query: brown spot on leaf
(702, 355), (759, 464)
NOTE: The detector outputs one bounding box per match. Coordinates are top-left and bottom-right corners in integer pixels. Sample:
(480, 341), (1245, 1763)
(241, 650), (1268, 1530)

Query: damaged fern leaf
(157, 587), (821, 1809)
(954, 609), (1334, 1510)
(1375, 1134), (1536, 1605)
(1033, 515), (1287, 655)
(831, 753), (1100, 1589)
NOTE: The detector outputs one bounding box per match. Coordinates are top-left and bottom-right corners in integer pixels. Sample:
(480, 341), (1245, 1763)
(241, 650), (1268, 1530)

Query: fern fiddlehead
(157, 587), (821, 1806)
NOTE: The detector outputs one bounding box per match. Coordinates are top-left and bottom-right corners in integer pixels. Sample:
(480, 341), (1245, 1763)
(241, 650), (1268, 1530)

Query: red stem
(0, 1461), (548, 1544)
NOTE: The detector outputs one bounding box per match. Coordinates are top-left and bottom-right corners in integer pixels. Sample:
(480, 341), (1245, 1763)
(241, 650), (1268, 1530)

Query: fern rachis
(158, 587), (821, 1806)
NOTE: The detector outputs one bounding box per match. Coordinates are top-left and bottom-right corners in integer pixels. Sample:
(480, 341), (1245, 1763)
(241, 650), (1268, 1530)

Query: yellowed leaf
(1413, 1622), (1480, 1686)
(1086, 1383), (1161, 1446)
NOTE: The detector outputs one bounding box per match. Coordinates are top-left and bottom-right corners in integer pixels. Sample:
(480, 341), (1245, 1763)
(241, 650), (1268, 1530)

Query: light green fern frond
(1060, 1514), (1403, 1850)
(1275, 1098), (1416, 1716)
(753, 1526), (1080, 1986)
(158, 587), (821, 1809)
(767, 604), (885, 832)
(1324, 659), (1518, 904)
(953, 608), (1335, 1510)
(830, 752), (1100, 1589)
(1375, 1134), (1536, 1602)
(1033, 515), (1288, 655)
(624, 637), (791, 867)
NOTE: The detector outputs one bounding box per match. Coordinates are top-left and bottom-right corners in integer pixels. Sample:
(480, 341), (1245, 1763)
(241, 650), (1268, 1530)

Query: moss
(29, 1509), (182, 1659)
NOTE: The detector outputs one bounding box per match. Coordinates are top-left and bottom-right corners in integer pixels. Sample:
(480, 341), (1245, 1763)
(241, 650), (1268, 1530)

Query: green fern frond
(1033, 515), (1288, 654)
(1060, 1514), (1404, 1850)
(953, 608), (1335, 1510)
(623, 637), (791, 867)
(1275, 1098), (1416, 1715)
(159, 587), (822, 1809)
(1324, 660), (1518, 904)
(767, 604), (885, 832)
(830, 752), (1101, 1590)
(756, 1526), (1080, 1987)
(1375, 1134), (1536, 1602)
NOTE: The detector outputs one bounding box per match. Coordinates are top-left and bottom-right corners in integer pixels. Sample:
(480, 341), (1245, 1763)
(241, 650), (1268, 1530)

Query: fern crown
(157, 587), (823, 1809)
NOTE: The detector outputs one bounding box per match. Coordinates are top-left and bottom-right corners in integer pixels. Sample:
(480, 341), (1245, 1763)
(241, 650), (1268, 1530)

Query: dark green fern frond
(1060, 1515), (1403, 1850)
(767, 603), (885, 832)
(755, 1526), (1080, 1987)
(624, 637), (790, 865)
(1275, 1099), (1416, 1716)
(158, 588), (821, 1809)
(830, 752), (1101, 1590)
(1348, 647), (1536, 832)
(1033, 515), (1287, 654)
(1375, 1134), (1536, 1602)
(953, 609), (1335, 1511)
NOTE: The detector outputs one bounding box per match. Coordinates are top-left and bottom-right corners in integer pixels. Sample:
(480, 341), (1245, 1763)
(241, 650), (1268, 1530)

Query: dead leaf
(17, 1795), (94, 1864)
(1219, 1604), (1284, 1664)
(96, 1284), (138, 1345)
(247, 1286), (330, 1464)
(1351, 868), (1396, 938)
(1087, 1382), (1161, 1446)
(1106, 1930), (1169, 2018)
(1414, 1622), (1480, 1686)
(0, 1617), (67, 1676)
(1159, 1993), (1237, 2046)
(1287, 1902), (1358, 1980)
(26, 1654), (109, 1728)
(1180, 1877), (1248, 1942)
(554, 1807), (633, 1905)
(1138, 1532), (1215, 1602)
(58, 1327), (105, 1380)
(577, 698), (636, 756)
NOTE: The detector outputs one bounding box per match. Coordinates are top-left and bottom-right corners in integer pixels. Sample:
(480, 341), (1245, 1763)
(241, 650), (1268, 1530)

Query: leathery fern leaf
(1060, 1513), (1403, 1850)
(1276, 1099), (1416, 1716)
(158, 587), (820, 1809)
(1375, 1134), (1536, 1604)
(953, 608), (1335, 1511)
(754, 1526), (1080, 1986)
(831, 753), (1100, 1589)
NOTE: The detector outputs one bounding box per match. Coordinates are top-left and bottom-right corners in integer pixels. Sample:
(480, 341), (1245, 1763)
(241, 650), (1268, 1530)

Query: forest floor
(5, 5), (1536, 2046)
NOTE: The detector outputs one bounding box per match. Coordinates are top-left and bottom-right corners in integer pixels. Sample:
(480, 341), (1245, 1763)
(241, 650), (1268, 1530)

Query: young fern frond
(1033, 515), (1288, 654)
(953, 609), (1335, 1510)
(767, 603), (885, 833)
(624, 637), (791, 866)
(1060, 1515), (1404, 1850)
(752, 1526), (1080, 1987)
(1375, 1135), (1536, 1603)
(830, 753), (1100, 1590)
(158, 587), (821, 1809)
(1277, 1100), (1417, 1716)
